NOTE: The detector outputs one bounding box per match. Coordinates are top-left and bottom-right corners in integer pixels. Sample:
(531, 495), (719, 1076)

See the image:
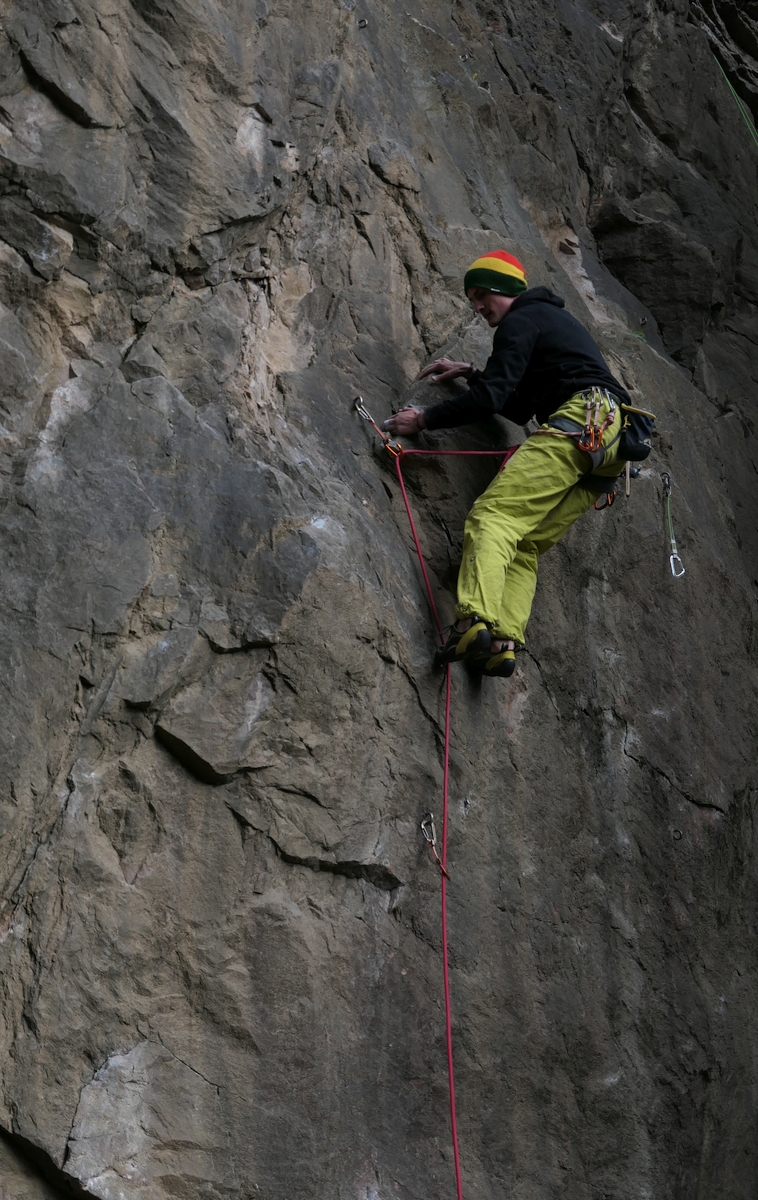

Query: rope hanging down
(357, 399), (686, 1198)
(355, 396), (512, 1200)
(357, 399), (685, 1192)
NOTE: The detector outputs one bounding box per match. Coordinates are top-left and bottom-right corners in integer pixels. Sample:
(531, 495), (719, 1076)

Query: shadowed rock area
(0, 1), (757, 1197)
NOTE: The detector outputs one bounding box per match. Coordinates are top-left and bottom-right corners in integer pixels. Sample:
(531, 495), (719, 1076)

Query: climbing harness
(530, 389), (656, 510)
(661, 472), (686, 578)
(531, 389), (623, 509)
(355, 396), (512, 1200)
(531, 388), (619, 463)
(421, 812), (451, 880)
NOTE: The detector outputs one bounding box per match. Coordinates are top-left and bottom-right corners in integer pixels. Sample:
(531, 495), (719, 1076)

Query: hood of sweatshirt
(509, 286), (565, 311)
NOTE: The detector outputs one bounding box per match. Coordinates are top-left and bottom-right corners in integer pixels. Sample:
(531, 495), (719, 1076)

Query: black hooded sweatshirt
(423, 287), (630, 430)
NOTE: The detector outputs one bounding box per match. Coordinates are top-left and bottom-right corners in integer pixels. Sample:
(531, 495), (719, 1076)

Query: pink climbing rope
(393, 444), (516, 1200)
(352, 400), (516, 1197)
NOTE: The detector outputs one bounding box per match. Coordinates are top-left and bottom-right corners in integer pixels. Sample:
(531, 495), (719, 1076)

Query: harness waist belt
(547, 400), (622, 472)
(549, 415), (584, 436)
(547, 415), (612, 471)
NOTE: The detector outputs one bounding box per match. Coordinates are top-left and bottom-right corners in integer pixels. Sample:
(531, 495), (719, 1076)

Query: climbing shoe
(469, 644), (516, 678)
(434, 618), (491, 667)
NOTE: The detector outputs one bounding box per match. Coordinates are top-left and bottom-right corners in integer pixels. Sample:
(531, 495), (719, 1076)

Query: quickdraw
(531, 389), (618, 460)
(661, 472), (686, 578)
(421, 812), (451, 880)
(578, 388), (617, 453)
(354, 396), (403, 457)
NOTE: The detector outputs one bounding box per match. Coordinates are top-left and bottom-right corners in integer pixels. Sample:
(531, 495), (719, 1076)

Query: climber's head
(464, 250), (527, 326)
(466, 287), (515, 326)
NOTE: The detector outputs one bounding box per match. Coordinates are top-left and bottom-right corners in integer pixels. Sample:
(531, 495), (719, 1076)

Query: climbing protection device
(421, 812), (451, 880)
(532, 387), (619, 469)
(578, 388), (617, 454)
(355, 396), (403, 456)
(355, 395), (513, 1200)
(661, 472), (686, 578)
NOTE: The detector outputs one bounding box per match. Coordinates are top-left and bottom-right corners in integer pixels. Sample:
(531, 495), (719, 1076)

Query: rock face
(0, 1), (757, 1197)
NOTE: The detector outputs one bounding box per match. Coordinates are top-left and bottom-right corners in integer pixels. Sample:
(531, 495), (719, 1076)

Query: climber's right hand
(417, 357), (474, 384)
(384, 406), (426, 435)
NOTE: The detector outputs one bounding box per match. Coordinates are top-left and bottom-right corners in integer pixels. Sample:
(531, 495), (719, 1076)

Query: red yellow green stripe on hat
(464, 250), (527, 297)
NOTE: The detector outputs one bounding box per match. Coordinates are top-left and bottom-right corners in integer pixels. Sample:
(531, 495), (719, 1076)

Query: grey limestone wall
(0, 2), (757, 1198)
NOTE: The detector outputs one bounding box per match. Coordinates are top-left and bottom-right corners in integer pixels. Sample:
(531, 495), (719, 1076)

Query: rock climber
(384, 249), (639, 679)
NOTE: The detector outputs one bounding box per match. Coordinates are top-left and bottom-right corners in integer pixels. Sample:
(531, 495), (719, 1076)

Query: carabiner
(579, 426), (602, 453)
(420, 812), (436, 845)
(354, 396), (373, 422)
(420, 812), (451, 879)
(670, 553), (685, 578)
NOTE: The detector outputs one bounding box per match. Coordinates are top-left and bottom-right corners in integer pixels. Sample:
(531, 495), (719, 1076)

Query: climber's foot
(470, 639), (516, 678)
(434, 617), (491, 666)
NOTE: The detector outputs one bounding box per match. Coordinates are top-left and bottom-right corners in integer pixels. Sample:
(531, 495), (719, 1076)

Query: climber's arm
(383, 358), (477, 434)
(417, 358), (479, 384)
(421, 315), (540, 430)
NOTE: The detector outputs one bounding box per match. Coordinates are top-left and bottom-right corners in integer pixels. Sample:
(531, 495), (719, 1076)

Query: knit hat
(463, 250), (527, 297)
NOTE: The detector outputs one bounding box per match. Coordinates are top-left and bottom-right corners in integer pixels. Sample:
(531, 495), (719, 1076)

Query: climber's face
(467, 287), (514, 326)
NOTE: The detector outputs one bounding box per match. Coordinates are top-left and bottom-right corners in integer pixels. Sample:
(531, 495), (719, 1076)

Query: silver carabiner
(420, 812), (436, 846)
(354, 395), (373, 422)
(670, 553), (685, 578)
(420, 811), (451, 879)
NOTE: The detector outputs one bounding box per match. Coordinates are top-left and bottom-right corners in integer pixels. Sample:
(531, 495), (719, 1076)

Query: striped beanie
(464, 250), (527, 297)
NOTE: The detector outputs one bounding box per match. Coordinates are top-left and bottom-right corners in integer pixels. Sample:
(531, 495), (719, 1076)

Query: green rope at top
(714, 56), (758, 152)
(666, 490), (677, 548)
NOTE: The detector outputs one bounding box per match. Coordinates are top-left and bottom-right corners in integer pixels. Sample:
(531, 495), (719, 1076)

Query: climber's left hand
(417, 357), (473, 383)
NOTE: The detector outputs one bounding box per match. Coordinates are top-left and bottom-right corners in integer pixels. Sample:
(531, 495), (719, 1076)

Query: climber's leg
(455, 431), (588, 630)
(493, 413), (625, 644)
(495, 487), (597, 644)
(463, 491), (594, 676)
(492, 540), (541, 647)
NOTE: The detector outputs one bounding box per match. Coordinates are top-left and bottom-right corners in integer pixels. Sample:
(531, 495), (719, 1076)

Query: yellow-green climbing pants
(456, 392), (624, 645)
